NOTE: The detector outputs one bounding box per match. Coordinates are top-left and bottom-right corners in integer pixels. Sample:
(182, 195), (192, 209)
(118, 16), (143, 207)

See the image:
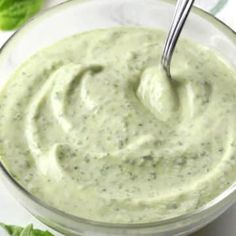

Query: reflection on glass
(194, 0), (228, 14)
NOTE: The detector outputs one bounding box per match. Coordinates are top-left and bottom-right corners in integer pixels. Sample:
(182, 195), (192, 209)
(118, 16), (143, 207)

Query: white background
(1, 0), (236, 235)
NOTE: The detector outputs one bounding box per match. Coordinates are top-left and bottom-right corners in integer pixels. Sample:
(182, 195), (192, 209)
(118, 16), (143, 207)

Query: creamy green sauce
(1, 27), (236, 223)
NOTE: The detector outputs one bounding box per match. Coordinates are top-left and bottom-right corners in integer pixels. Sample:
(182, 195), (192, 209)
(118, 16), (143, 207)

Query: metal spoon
(161, 0), (195, 78)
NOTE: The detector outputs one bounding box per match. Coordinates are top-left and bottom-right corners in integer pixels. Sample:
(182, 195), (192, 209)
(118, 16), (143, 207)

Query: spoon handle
(162, 0), (195, 77)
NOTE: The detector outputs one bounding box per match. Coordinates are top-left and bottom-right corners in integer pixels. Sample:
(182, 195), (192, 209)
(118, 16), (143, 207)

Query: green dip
(1, 27), (236, 223)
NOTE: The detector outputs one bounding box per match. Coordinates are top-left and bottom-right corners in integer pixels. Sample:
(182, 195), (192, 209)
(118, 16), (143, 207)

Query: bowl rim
(0, 0), (236, 230)
(210, 0), (228, 15)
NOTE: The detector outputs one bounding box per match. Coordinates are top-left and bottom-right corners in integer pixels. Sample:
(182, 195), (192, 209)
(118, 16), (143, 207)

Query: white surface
(1, 0), (236, 236)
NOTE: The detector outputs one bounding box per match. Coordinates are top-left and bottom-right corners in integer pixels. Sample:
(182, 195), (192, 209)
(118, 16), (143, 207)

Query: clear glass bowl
(1, 0), (236, 235)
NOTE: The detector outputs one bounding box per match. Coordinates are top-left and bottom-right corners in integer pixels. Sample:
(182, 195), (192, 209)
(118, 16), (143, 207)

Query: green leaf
(0, 223), (54, 236)
(20, 224), (33, 236)
(29, 229), (54, 236)
(0, 0), (45, 30)
(0, 223), (23, 236)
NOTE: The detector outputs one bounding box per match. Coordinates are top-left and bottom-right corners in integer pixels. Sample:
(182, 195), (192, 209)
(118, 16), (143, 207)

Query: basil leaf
(0, 223), (54, 236)
(0, 0), (45, 30)
(0, 223), (23, 236)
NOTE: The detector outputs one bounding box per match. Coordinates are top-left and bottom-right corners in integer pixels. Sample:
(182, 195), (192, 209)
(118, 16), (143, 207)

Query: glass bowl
(1, 0), (236, 235)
